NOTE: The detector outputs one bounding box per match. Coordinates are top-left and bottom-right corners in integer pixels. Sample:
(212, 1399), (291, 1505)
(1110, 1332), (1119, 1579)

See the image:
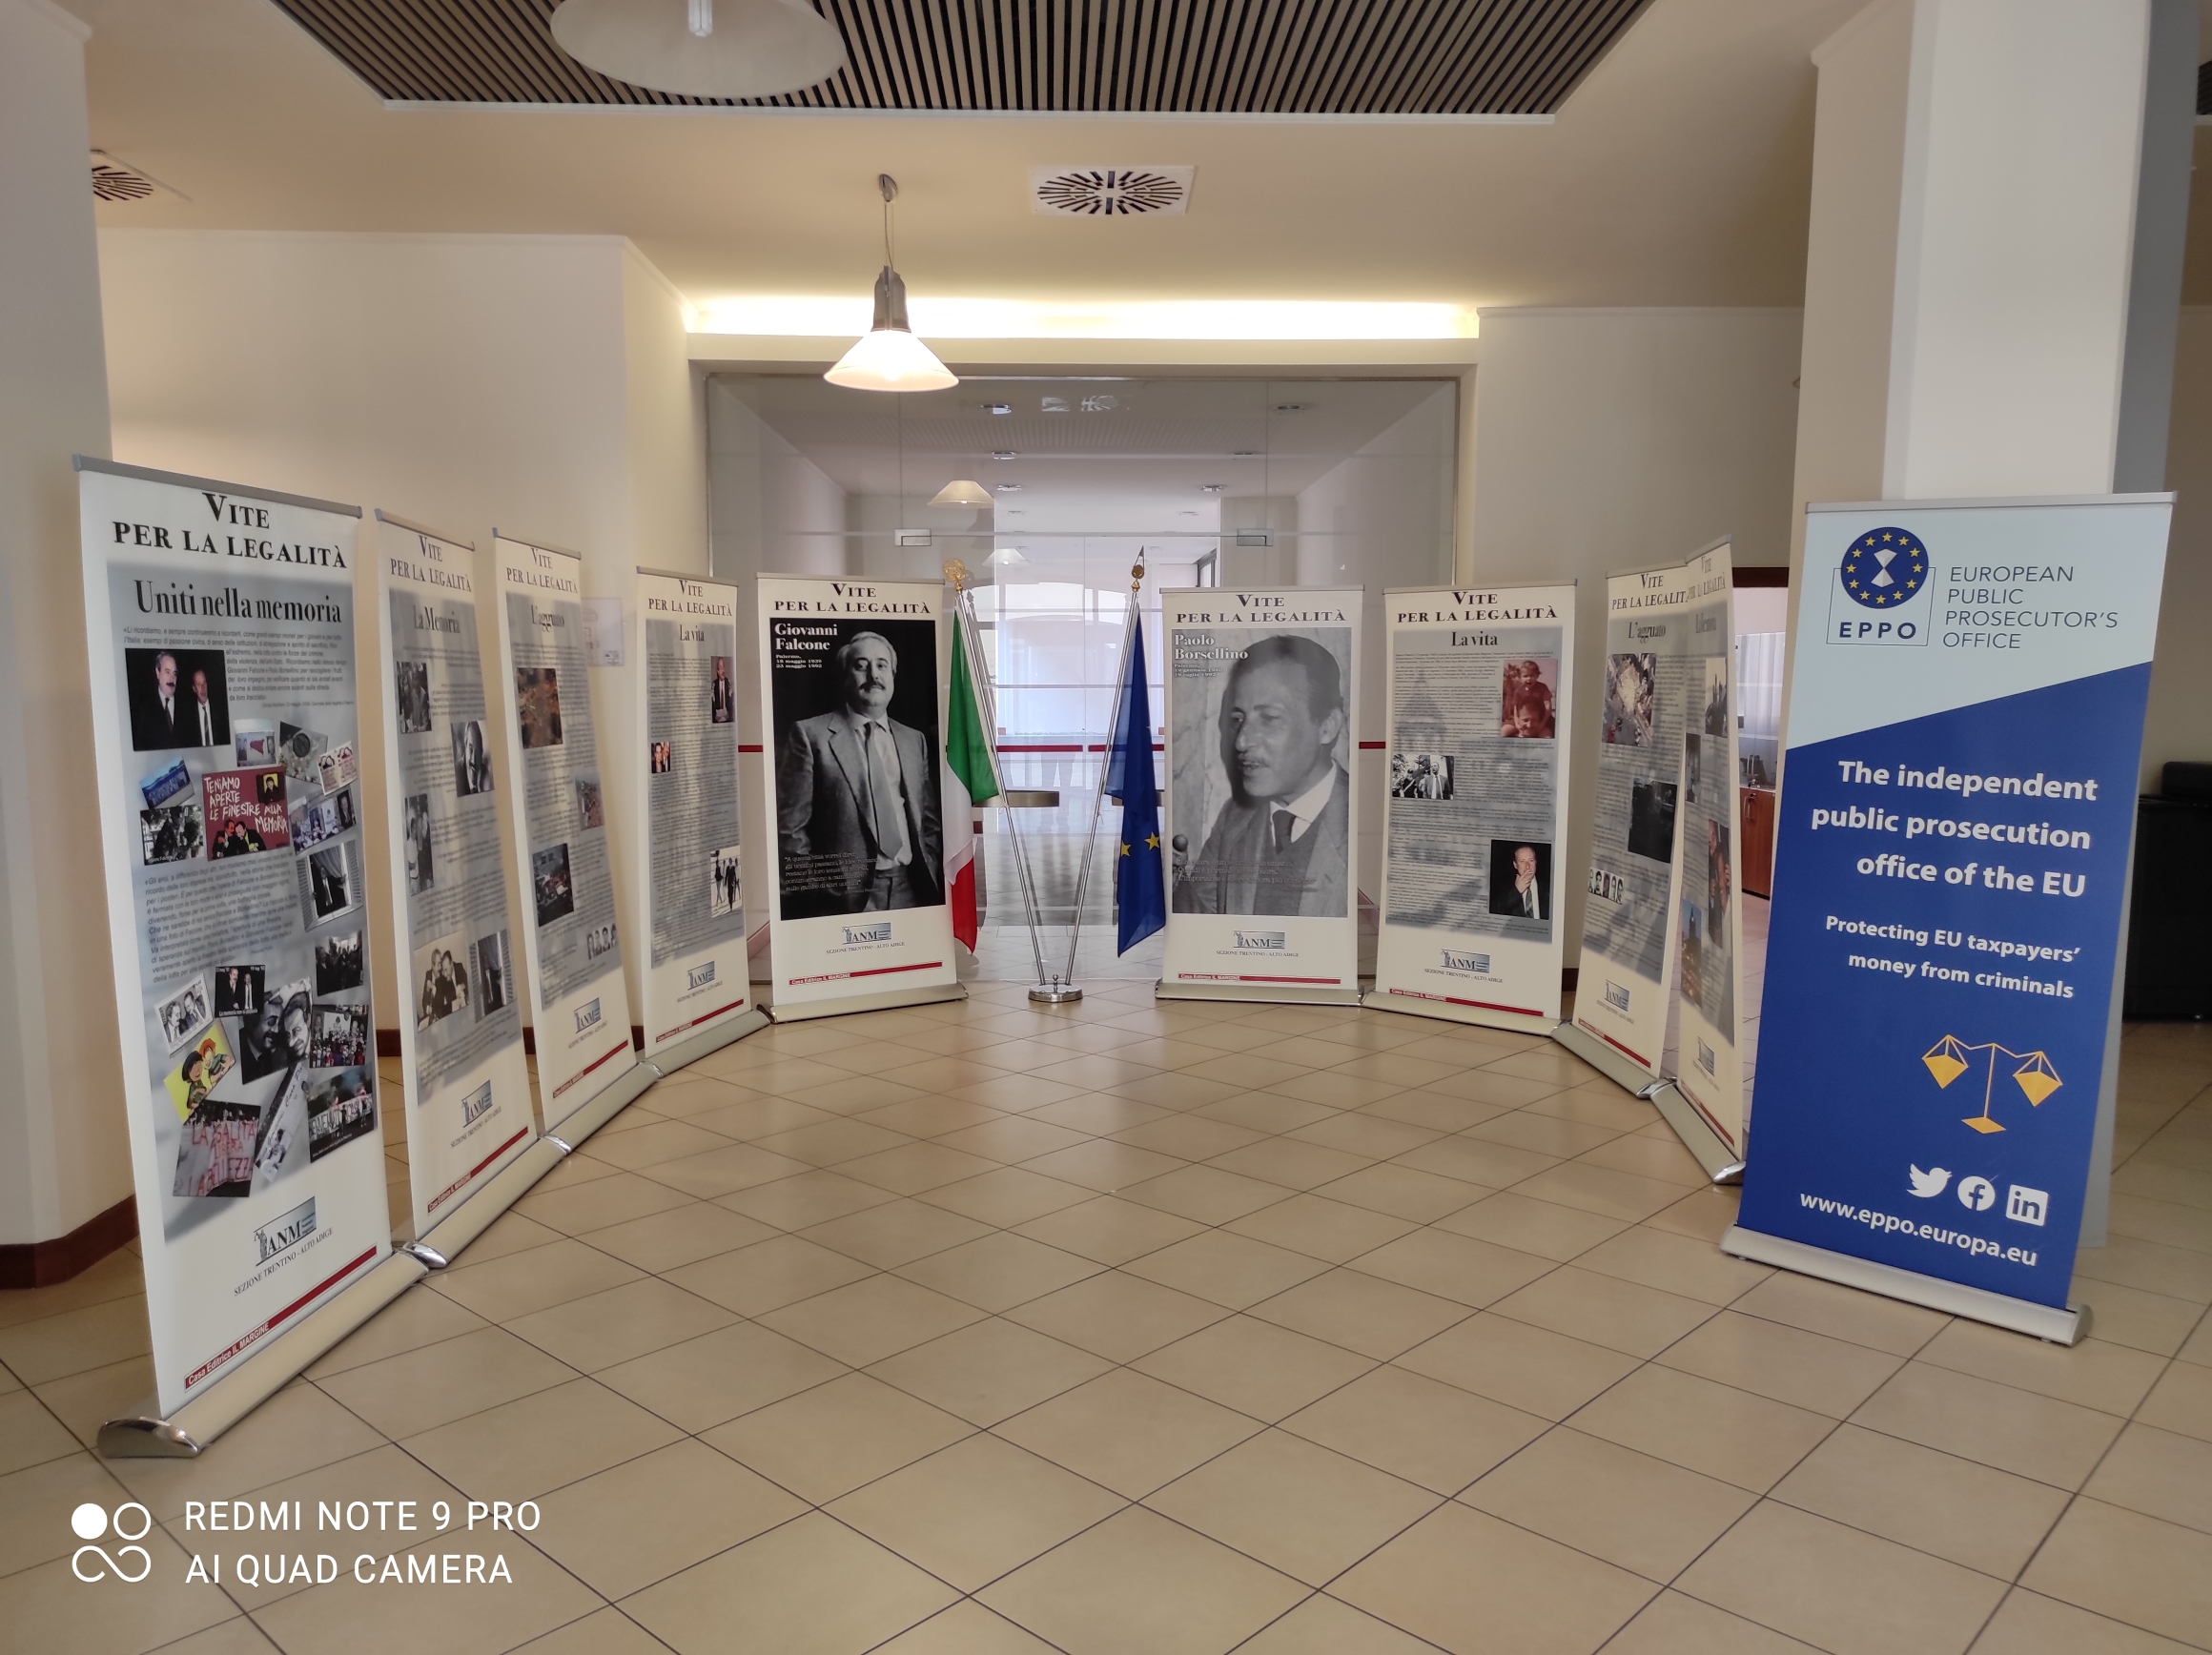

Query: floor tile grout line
(1955, 1294), (2212, 1653)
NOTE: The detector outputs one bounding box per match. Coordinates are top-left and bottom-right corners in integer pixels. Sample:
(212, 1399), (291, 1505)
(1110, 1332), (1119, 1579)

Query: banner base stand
(1550, 1024), (1742, 1184)
(1722, 1225), (2091, 1345)
(1551, 1020), (1665, 1098)
(1157, 979), (1363, 1007)
(649, 1007), (770, 1077)
(1646, 1083), (1745, 1185)
(550, 1061), (659, 1146)
(1362, 990), (1554, 1038)
(423, 1135), (569, 1258)
(768, 982), (967, 1023)
(99, 1250), (428, 1459)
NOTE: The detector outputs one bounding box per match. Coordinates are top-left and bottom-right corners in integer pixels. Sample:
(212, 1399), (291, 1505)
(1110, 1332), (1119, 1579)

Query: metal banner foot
(1029, 980), (1084, 1005)
(1723, 1225), (2091, 1344)
(96, 1416), (201, 1459)
(398, 1241), (449, 1270)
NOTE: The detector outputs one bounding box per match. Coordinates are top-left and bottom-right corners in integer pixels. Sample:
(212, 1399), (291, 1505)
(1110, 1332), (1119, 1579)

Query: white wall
(705, 378), (850, 954)
(101, 230), (707, 1032)
(0, 0), (130, 1248)
(2144, 306), (2212, 789)
(1466, 307), (1805, 965)
(1295, 385), (1457, 915)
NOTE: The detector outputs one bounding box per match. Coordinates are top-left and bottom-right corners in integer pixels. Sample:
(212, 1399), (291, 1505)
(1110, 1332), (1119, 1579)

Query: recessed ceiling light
(1200, 483), (1224, 493)
(1178, 510), (1198, 518)
(984, 402), (1013, 415)
(1081, 395), (1117, 412)
(996, 482), (1023, 493)
(1041, 397), (1069, 413)
(993, 450), (1017, 460)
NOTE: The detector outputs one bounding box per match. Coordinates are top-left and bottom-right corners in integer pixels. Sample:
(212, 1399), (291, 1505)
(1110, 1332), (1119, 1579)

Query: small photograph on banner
(769, 616), (944, 919)
(1169, 627), (1354, 918)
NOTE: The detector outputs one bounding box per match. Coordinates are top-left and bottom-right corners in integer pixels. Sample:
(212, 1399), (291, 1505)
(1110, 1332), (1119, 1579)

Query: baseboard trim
(0, 1195), (137, 1289)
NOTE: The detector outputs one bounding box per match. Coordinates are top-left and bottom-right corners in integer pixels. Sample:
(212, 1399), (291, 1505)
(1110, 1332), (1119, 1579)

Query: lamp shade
(930, 480), (993, 508)
(549, 0), (845, 98)
(826, 329), (958, 392)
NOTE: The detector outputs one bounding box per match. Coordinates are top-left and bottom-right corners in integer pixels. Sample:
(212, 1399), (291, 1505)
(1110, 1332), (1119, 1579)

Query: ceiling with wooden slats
(270, 0), (1651, 114)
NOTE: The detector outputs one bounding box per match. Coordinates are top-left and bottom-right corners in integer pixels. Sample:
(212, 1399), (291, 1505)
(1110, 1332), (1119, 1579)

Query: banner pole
(1063, 561), (1146, 987)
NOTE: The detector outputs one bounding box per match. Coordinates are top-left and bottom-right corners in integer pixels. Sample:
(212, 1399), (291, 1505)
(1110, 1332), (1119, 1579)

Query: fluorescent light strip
(691, 296), (1478, 340)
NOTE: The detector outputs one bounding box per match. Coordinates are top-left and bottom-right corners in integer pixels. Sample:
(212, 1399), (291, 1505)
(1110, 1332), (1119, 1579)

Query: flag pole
(944, 561), (1051, 991)
(1061, 556), (1146, 989)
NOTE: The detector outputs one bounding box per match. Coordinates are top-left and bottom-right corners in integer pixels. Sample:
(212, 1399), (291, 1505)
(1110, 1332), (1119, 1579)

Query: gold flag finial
(944, 558), (969, 590)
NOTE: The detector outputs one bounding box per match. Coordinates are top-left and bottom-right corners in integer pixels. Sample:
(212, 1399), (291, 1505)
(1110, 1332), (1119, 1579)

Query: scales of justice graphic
(1923, 1035), (2062, 1134)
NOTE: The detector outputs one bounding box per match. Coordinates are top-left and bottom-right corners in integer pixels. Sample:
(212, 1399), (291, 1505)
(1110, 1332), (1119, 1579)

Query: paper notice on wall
(80, 458), (390, 1417)
(1371, 583), (1574, 1033)
(489, 534), (637, 1127)
(1159, 586), (1362, 1003)
(373, 513), (535, 1238)
(757, 575), (956, 1012)
(635, 567), (752, 1052)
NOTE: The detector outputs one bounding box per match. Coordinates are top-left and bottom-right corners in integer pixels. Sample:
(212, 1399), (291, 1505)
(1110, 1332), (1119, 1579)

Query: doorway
(707, 373), (1458, 979)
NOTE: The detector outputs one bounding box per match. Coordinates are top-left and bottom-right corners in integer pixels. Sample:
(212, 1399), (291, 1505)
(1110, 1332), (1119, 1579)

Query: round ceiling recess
(1030, 167), (1194, 217)
(91, 154), (156, 202)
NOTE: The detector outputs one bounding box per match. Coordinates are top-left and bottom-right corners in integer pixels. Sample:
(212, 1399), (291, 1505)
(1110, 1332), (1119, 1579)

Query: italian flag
(943, 608), (999, 950)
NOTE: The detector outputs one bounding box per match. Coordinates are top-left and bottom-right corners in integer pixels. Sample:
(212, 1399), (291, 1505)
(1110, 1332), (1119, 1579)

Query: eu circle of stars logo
(1840, 527), (1927, 610)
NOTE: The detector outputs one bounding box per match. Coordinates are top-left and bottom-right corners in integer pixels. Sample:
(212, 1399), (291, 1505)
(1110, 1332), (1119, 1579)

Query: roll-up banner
(1558, 544), (1734, 1087)
(1729, 496), (2171, 1343)
(79, 458), (391, 1419)
(1369, 582), (1575, 1033)
(372, 514), (536, 1237)
(631, 567), (765, 1064)
(1161, 586), (1362, 1004)
(758, 576), (962, 1018)
(488, 534), (644, 1129)
(1668, 545), (1748, 1170)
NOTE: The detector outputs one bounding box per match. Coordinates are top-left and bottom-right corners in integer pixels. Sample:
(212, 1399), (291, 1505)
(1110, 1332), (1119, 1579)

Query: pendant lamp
(929, 480), (993, 508)
(549, 0), (845, 100)
(827, 176), (958, 393)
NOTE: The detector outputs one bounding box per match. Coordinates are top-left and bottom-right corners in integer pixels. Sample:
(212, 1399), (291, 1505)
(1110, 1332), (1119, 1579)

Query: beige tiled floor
(2, 989), (2208, 1653)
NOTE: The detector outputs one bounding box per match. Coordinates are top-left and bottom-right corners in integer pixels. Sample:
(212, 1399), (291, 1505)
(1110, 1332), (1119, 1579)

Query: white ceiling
(76, 0), (1874, 314)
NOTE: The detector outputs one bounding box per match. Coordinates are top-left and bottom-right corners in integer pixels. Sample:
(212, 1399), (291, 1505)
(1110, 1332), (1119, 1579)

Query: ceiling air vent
(1031, 167), (1193, 217)
(91, 151), (183, 203)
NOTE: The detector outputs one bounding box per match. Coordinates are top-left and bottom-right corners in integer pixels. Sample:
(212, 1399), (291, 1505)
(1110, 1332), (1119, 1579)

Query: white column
(0, 0), (132, 1265)
(1787, 0), (2194, 1251)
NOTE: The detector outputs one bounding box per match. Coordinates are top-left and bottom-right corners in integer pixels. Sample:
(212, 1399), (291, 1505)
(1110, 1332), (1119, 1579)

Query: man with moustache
(776, 630), (942, 914)
(1175, 635), (1350, 917)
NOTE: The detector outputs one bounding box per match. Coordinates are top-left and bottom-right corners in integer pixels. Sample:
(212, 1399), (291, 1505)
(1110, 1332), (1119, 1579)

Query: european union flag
(1111, 617), (1166, 953)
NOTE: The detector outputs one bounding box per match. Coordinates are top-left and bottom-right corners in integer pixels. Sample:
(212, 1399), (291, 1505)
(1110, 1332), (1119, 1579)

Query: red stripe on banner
(739, 745), (764, 753)
(1384, 987), (1544, 1017)
(1577, 1019), (1652, 1070)
(655, 998), (748, 1044)
(184, 1246), (379, 1390)
(427, 1125), (532, 1214)
(1358, 741), (1385, 749)
(552, 1039), (631, 1098)
(1177, 972), (1343, 985)
(950, 859), (978, 950)
(789, 960), (945, 986)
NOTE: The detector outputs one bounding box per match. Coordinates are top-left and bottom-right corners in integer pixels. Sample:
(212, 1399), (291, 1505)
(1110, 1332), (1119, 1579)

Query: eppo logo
(72, 1502), (153, 1583)
(1829, 526), (1933, 646)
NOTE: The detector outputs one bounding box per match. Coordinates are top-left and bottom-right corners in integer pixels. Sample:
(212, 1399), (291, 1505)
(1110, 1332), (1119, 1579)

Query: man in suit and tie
(130, 649), (229, 751)
(1490, 843), (1551, 920)
(776, 630), (943, 914)
(1175, 634), (1350, 918)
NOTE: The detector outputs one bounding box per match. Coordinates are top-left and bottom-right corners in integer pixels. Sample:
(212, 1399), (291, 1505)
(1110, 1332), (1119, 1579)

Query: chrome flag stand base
(1029, 977), (1083, 1005)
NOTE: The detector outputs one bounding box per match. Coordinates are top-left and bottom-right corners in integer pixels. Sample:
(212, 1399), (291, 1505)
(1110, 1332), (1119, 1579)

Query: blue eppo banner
(1737, 497), (2170, 1312)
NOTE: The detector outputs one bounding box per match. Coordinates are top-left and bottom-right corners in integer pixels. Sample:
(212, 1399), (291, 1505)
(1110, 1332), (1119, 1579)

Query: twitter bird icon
(1908, 1166), (1952, 1198)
